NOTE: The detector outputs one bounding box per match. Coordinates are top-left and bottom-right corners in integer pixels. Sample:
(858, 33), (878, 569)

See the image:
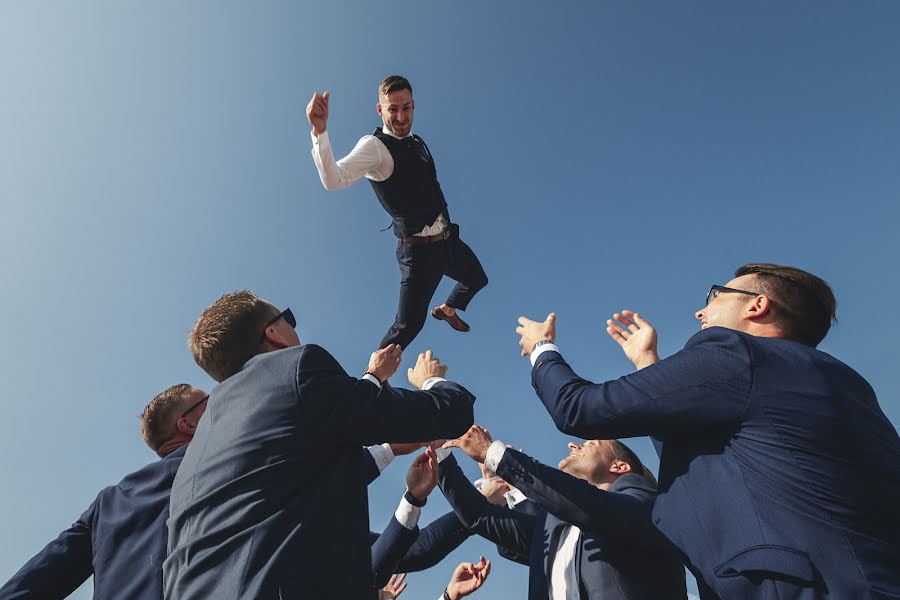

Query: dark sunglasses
(259, 308), (296, 342)
(706, 285), (759, 306)
(181, 395), (209, 418)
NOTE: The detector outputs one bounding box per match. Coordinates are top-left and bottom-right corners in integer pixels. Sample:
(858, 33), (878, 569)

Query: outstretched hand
(405, 447), (439, 503)
(408, 350), (448, 389)
(306, 91), (329, 136)
(443, 425), (492, 464)
(368, 344), (402, 383)
(379, 573), (407, 600)
(516, 313), (556, 356)
(606, 310), (659, 370)
(446, 557), (492, 599)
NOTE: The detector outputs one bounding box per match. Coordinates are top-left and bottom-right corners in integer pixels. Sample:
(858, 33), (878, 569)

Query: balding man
(0, 383), (208, 599)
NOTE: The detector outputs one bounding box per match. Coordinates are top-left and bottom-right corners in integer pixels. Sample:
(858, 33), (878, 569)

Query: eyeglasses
(259, 308), (296, 342)
(706, 285), (760, 306)
(181, 395), (208, 419)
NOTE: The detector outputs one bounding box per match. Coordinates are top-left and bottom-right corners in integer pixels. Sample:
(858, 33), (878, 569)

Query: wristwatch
(404, 489), (427, 507)
(442, 589), (452, 600)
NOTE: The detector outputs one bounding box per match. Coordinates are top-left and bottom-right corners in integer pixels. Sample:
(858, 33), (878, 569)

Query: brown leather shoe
(431, 306), (470, 332)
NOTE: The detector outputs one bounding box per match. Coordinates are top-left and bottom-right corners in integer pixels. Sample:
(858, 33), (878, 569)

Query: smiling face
(377, 88), (414, 137)
(695, 274), (762, 331)
(558, 440), (614, 483)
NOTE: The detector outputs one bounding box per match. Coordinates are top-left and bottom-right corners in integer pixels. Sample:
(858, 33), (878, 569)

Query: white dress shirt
(310, 128), (448, 236)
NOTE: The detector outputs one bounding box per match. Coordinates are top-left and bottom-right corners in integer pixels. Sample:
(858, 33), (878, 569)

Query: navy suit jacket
(0, 446), (186, 600)
(532, 327), (900, 599)
(439, 453), (686, 599)
(164, 344), (475, 600)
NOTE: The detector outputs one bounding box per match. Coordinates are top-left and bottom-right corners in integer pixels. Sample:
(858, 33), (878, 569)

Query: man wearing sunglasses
(0, 383), (209, 599)
(164, 290), (476, 600)
(515, 263), (900, 600)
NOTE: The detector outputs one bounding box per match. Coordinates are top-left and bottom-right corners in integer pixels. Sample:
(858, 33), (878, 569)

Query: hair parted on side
(735, 263), (836, 348)
(188, 290), (277, 382)
(379, 75), (412, 98)
(141, 383), (190, 456)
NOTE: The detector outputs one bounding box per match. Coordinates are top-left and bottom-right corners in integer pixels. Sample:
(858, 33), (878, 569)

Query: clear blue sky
(1, 2), (898, 597)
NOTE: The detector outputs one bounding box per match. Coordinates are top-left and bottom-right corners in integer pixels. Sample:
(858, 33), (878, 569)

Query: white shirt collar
(381, 125), (413, 140)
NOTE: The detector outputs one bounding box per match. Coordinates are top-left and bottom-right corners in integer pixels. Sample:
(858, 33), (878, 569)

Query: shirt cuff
(422, 377), (446, 390)
(367, 443), (395, 473)
(395, 494), (422, 530)
(484, 440), (508, 473)
(310, 129), (329, 146)
(530, 343), (560, 366)
(362, 373), (382, 389)
(435, 447), (451, 463)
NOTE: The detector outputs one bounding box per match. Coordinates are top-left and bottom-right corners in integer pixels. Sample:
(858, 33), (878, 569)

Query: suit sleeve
(496, 449), (670, 549)
(0, 503), (95, 599)
(296, 345), (475, 445)
(532, 328), (753, 439)
(394, 511), (473, 572)
(370, 517), (419, 589)
(438, 454), (534, 556)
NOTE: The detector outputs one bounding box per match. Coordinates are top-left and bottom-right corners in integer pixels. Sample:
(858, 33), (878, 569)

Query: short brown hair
(609, 439), (651, 482)
(735, 263), (836, 347)
(141, 383), (190, 456)
(379, 75), (412, 98)
(188, 290), (277, 382)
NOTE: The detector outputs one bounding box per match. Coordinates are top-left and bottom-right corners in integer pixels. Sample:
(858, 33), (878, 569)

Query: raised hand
(368, 344), (402, 383)
(516, 313), (556, 356)
(443, 425), (492, 464)
(446, 557), (492, 599)
(306, 91), (330, 136)
(407, 349), (448, 389)
(379, 573), (407, 600)
(606, 310), (659, 370)
(405, 447), (439, 503)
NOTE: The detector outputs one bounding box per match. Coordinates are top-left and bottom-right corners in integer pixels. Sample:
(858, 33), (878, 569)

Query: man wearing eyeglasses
(164, 290), (476, 600)
(0, 383), (209, 599)
(306, 75), (489, 350)
(515, 263), (900, 600)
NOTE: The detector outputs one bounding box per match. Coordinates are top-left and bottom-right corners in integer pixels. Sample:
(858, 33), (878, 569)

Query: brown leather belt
(401, 229), (450, 245)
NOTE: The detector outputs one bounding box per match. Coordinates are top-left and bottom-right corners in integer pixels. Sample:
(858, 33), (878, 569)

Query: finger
(630, 311), (652, 328)
(607, 319), (630, 338)
(517, 316), (533, 326)
(417, 352), (425, 364)
(424, 349), (433, 361)
(443, 439), (460, 448)
(395, 582), (407, 594)
(612, 312), (638, 332)
(407, 367), (413, 379)
(546, 312), (556, 324)
(606, 326), (628, 346)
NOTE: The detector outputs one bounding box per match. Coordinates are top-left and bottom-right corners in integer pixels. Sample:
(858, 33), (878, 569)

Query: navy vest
(369, 128), (450, 238)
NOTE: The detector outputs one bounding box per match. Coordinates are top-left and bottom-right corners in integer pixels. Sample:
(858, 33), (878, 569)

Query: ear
(263, 326), (290, 350)
(176, 416), (196, 436)
(376, 102), (383, 116)
(609, 459), (632, 475)
(744, 294), (773, 321)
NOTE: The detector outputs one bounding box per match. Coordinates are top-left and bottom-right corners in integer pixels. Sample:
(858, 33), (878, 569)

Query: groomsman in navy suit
(0, 383), (209, 600)
(437, 424), (686, 599)
(164, 291), (476, 600)
(516, 263), (900, 599)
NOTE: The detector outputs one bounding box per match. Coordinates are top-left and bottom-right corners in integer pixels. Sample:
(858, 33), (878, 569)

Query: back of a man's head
(141, 383), (190, 456)
(189, 290), (276, 382)
(736, 263), (836, 347)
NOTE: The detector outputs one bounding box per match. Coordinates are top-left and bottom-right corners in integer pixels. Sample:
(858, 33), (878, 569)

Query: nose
(695, 307), (704, 321)
(568, 442), (580, 451)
